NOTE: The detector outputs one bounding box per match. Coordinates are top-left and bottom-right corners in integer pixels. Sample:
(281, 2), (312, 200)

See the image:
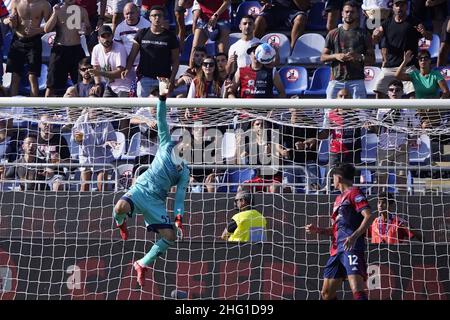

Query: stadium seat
(418, 34), (440, 59)
(113, 131), (126, 160)
(306, 2), (327, 31)
(116, 163), (134, 190)
(364, 66), (381, 96)
(288, 33), (325, 65)
(278, 65), (308, 96)
(361, 133), (378, 163)
(62, 132), (79, 160)
(282, 166), (310, 193)
(42, 32), (56, 64)
(2, 63), (11, 89)
(180, 34), (194, 65)
(318, 139), (329, 165)
(121, 132), (140, 160)
(221, 131), (237, 161)
(436, 66), (450, 89)
(233, 1), (262, 29)
(2, 31), (12, 61)
(217, 168), (256, 192)
(229, 32), (241, 48)
(206, 40), (216, 56)
(304, 66), (331, 97)
(172, 64), (190, 97)
(260, 33), (290, 65)
(374, 44), (383, 65)
(409, 134), (431, 164)
(184, 6), (194, 27)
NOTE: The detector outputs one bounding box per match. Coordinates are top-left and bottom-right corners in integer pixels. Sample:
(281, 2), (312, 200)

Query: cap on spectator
(393, 0), (407, 4)
(98, 25), (113, 36)
(246, 42), (262, 55)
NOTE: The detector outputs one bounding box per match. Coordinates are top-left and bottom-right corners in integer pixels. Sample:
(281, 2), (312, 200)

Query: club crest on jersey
(355, 195), (365, 203)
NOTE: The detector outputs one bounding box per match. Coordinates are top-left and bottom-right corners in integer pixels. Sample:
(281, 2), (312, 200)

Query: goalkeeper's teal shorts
(122, 186), (173, 232)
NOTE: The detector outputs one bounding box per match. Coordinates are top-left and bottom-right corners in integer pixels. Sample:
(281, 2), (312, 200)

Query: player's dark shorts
(260, 5), (308, 29)
(47, 44), (85, 90)
(6, 33), (42, 76)
(324, 0), (362, 12)
(323, 251), (367, 281)
(120, 190), (174, 233)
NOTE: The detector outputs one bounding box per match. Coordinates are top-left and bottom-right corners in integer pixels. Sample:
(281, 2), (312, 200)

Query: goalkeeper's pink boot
(133, 261), (148, 288)
(117, 221), (128, 240)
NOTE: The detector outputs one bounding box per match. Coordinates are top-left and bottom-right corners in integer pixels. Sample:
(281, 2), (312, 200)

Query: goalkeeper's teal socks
(113, 210), (126, 226)
(139, 238), (175, 267)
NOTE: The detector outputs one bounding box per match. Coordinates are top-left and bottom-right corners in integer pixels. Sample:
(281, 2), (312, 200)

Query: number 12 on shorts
(348, 255), (358, 266)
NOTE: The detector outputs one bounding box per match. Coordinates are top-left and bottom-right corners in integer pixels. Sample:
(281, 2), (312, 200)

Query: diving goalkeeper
(113, 77), (190, 288)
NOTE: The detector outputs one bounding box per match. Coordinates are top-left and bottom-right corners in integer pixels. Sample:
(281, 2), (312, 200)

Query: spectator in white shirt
(89, 25), (131, 98)
(227, 15), (260, 75)
(370, 80), (422, 194)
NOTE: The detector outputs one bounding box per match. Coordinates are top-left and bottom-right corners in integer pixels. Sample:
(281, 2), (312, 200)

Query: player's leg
(321, 254), (345, 300)
(347, 275), (368, 300)
(321, 278), (343, 300)
(341, 251), (368, 300)
(133, 202), (176, 287)
(137, 227), (176, 267)
(113, 194), (136, 240)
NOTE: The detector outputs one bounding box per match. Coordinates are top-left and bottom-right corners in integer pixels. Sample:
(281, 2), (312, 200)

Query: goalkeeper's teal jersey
(134, 98), (190, 217)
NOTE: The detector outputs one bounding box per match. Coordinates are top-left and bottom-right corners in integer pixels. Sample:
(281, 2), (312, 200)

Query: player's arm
(305, 224), (333, 237)
(344, 208), (375, 251)
(156, 78), (171, 146)
(221, 219), (238, 240)
(174, 170), (190, 218)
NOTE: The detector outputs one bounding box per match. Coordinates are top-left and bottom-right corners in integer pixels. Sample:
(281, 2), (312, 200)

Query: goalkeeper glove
(175, 214), (183, 240)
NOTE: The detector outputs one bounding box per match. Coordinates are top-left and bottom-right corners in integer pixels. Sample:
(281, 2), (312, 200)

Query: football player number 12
(348, 255), (358, 266)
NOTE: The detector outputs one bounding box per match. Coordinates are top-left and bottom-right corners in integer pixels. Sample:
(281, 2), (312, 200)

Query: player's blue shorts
(323, 251), (367, 281)
(121, 186), (173, 233)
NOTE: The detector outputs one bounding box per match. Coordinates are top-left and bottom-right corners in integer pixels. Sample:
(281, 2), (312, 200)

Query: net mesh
(0, 103), (450, 300)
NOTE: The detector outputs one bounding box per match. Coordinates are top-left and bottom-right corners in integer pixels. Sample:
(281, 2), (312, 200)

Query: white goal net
(0, 98), (449, 300)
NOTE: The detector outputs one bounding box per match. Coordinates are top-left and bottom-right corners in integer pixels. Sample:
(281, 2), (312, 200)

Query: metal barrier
(135, 164), (311, 193)
(0, 163), (119, 191)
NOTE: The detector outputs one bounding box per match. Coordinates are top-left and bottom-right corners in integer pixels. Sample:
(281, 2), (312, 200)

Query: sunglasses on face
(418, 56), (430, 61)
(79, 67), (91, 71)
(202, 62), (215, 67)
(388, 87), (402, 92)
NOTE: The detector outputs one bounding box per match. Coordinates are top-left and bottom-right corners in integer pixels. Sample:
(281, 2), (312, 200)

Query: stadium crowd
(0, 0), (450, 194)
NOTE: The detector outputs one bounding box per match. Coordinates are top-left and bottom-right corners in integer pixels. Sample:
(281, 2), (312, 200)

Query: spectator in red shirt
(189, 0), (231, 68)
(318, 89), (362, 166)
(368, 192), (422, 244)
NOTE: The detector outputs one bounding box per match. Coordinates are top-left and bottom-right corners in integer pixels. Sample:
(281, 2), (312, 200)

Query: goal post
(0, 98), (450, 300)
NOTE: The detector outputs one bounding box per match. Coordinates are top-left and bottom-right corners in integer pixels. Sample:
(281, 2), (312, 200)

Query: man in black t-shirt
(279, 109), (320, 193)
(37, 114), (71, 191)
(123, 5), (180, 97)
(4, 136), (49, 191)
(372, 0), (432, 98)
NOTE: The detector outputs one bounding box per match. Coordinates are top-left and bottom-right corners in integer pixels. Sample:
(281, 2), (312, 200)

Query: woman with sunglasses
(185, 56), (222, 120)
(395, 49), (450, 99)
